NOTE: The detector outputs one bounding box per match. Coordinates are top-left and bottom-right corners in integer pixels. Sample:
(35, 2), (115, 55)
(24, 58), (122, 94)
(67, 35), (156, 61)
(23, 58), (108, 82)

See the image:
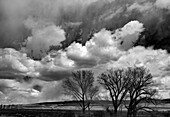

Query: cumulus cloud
(0, 48), (41, 79)
(96, 46), (168, 80)
(38, 50), (75, 81)
(66, 29), (122, 66)
(113, 20), (145, 50)
(23, 18), (66, 59)
(1, 0), (170, 103)
(1, 19), (170, 102)
(67, 20), (144, 66)
(67, 42), (98, 67)
(0, 20), (144, 82)
(92, 45), (170, 98)
(86, 29), (124, 63)
(0, 47), (76, 81)
(0, 0), (169, 53)
(0, 20), (147, 103)
(96, 46), (170, 98)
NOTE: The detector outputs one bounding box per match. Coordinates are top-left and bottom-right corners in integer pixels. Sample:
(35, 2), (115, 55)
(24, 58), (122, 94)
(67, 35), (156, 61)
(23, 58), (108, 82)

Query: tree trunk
(114, 107), (118, 117)
(127, 109), (133, 117)
(88, 105), (90, 117)
(127, 109), (137, 117)
(82, 94), (86, 115)
(82, 107), (86, 114)
(133, 110), (137, 117)
(82, 102), (86, 114)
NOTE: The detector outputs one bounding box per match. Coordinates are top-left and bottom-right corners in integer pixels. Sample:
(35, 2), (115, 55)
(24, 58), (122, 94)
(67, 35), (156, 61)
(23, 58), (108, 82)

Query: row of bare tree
(62, 66), (157, 117)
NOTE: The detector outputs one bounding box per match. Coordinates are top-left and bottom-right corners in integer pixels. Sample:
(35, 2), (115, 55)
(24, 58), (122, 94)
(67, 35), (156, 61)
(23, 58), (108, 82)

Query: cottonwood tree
(98, 68), (130, 116)
(62, 70), (99, 114)
(125, 67), (156, 117)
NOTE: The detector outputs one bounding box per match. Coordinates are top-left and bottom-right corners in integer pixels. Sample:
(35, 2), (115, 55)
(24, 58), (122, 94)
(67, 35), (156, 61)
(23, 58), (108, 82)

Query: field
(1, 100), (170, 117)
(0, 108), (170, 117)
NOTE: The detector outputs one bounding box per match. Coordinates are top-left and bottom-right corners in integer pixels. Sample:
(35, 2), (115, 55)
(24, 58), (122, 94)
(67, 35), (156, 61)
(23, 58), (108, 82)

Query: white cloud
(66, 21), (144, 66)
(103, 46), (169, 77)
(1, 19), (170, 102)
(23, 18), (66, 59)
(67, 42), (98, 67)
(86, 29), (124, 63)
(97, 46), (170, 98)
(115, 21), (144, 50)
(0, 47), (76, 81)
(0, 48), (41, 79)
(38, 50), (75, 81)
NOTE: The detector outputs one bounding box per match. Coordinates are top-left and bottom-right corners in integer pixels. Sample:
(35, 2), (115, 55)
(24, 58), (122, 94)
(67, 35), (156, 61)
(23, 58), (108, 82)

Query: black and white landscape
(0, 0), (170, 117)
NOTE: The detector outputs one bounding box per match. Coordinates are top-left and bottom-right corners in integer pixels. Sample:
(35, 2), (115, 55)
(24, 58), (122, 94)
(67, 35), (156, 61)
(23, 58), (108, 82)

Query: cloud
(0, 0), (169, 53)
(0, 47), (76, 81)
(0, 0), (98, 50)
(92, 45), (170, 98)
(0, 20), (144, 82)
(99, 7), (124, 21)
(67, 42), (98, 67)
(0, 79), (32, 104)
(1, 0), (170, 103)
(67, 20), (144, 66)
(66, 28), (123, 66)
(0, 82), (10, 94)
(127, 2), (153, 12)
(99, 46), (170, 97)
(0, 20), (146, 103)
(0, 48), (41, 79)
(86, 29), (124, 63)
(38, 50), (75, 81)
(155, 0), (170, 10)
(39, 81), (64, 102)
(0, 0), (97, 27)
(102, 46), (168, 76)
(113, 20), (145, 50)
(22, 18), (66, 59)
(0, 78), (64, 104)
(82, 39), (170, 99)
(0, 20), (166, 83)
(1, 18), (170, 102)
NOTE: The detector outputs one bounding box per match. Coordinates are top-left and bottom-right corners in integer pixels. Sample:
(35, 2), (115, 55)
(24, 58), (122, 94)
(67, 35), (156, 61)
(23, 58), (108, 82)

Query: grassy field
(0, 108), (169, 117)
(1, 100), (170, 117)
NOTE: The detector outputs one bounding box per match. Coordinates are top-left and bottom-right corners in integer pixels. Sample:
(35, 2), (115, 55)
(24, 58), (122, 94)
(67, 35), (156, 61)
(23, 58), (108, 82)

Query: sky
(0, 0), (170, 104)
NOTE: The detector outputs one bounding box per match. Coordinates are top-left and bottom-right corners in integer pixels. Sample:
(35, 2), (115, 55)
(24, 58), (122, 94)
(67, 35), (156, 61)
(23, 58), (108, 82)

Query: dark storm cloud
(0, 0), (170, 56)
(0, 0), (97, 51)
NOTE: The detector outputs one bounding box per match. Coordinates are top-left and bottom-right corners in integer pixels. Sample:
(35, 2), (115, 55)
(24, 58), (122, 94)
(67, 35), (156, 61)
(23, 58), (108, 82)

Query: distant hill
(19, 98), (170, 109)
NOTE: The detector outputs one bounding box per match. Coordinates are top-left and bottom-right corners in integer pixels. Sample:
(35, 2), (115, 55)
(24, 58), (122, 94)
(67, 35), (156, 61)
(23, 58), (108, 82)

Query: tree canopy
(62, 70), (99, 113)
(125, 67), (156, 117)
(98, 68), (130, 115)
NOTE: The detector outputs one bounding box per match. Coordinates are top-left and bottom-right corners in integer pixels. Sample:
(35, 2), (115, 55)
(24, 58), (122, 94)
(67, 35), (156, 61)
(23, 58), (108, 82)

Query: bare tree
(98, 68), (130, 116)
(125, 67), (156, 117)
(62, 70), (99, 114)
